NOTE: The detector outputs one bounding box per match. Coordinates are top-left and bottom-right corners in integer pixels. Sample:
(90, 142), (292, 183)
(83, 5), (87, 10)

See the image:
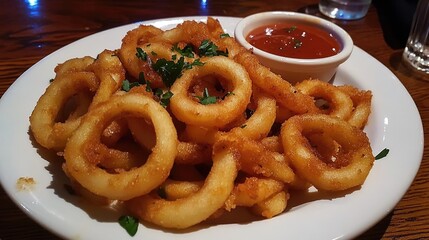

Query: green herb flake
(192, 58), (205, 67)
(172, 43), (195, 58)
(138, 72), (152, 92)
(160, 90), (174, 108)
(154, 88), (164, 98)
(121, 79), (138, 92)
(220, 91), (235, 100)
(198, 40), (228, 57)
(286, 26), (297, 33)
(196, 88), (217, 105)
(135, 47), (148, 61)
(293, 38), (302, 49)
(122, 80), (130, 91)
(121, 73), (152, 92)
(201, 96), (217, 105)
(138, 72), (146, 84)
(118, 215), (139, 236)
(153, 89), (173, 107)
(184, 58), (205, 69)
(220, 33), (230, 38)
(375, 148), (389, 160)
(145, 83), (152, 92)
(152, 57), (186, 87)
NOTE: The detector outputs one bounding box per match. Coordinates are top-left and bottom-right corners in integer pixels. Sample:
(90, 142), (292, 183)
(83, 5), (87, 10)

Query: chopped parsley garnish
(118, 215), (139, 236)
(122, 75), (173, 107)
(198, 40), (228, 57)
(130, 45), (207, 105)
(184, 58), (204, 69)
(135, 47), (148, 61)
(286, 26), (297, 33)
(220, 33), (230, 38)
(121, 79), (140, 92)
(196, 88), (217, 105)
(158, 90), (174, 108)
(152, 57), (186, 87)
(223, 91), (235, 99)
(172, 43), (195, 58)
(121, 72), (151, 92)
(139, 72), (152, 92)
(375, 148), (389, 160)
(152, 56), (204, 87)
(154, 88), (163, 96)
(293, 39), (302, 49)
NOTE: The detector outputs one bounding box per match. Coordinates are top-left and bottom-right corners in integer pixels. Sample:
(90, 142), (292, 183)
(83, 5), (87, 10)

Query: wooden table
(1, 0), (427, 239)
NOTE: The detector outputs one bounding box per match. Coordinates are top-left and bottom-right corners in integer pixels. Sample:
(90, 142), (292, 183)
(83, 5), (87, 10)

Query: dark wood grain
(1, 0), (428, 239)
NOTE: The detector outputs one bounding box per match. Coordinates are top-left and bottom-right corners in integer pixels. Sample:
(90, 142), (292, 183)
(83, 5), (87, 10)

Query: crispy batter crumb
(16, 177), (36, 191)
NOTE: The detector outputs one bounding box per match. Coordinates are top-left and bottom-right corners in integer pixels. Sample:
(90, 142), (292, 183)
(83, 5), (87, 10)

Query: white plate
(0, 16), (424, 240)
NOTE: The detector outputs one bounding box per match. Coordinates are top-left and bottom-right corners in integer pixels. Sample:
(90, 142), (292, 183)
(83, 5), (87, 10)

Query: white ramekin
(234, 11), (354, 83)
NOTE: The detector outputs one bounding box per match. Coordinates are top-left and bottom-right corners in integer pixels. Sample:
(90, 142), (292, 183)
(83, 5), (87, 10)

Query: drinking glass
(319, 0), (372, 20)
(402, 0), (429, 75)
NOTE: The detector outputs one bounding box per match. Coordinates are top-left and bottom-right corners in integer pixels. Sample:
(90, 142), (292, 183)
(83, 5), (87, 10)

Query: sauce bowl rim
(234, 11), (354, 67)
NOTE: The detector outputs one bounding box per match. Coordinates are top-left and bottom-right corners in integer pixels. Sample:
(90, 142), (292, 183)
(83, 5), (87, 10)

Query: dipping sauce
(246, 23), (341, 59)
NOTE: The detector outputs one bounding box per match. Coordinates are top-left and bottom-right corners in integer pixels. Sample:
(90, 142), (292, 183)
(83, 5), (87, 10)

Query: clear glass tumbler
(319, 0), (372, 20)
(402, 0), (429, 75)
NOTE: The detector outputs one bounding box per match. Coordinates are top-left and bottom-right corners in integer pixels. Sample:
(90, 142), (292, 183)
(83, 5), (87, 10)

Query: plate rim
(0, 15), (424, 240)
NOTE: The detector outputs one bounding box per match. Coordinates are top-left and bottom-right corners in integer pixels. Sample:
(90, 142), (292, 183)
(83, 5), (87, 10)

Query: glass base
(403, 43), (429, 74)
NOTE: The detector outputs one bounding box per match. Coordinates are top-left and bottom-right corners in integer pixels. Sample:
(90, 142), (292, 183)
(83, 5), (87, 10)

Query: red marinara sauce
(246, 23), (341, 59)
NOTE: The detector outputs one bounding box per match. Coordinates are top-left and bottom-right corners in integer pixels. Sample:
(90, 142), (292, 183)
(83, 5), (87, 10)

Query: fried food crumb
(16, 177), (36, 191)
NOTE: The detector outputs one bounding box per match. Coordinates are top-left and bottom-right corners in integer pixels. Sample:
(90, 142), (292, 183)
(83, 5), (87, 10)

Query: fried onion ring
(215, 132), (295, 183)
(338, 85), (373, 129)
(170, 56), (252, 128)
(88, 49), (126, 108)
(226, 177), (285, 210)
(250, 190), (289, 218)
(30, 52), (125, 151)
(64, 93), (178, 200)
(118, 24), (164, 87)
(30, 71), (98, 150)
(229, 90), (277, 140)
(128, 116), (212, 165)
(295, 79), (353, 120)
(182, 90), (276, 144)
(54, 56), (94, 75)
(126, 147), (238, 229)
(232, 50), (318, 114)
(280, 114), (374, 191)
(149, 20), (222, 52)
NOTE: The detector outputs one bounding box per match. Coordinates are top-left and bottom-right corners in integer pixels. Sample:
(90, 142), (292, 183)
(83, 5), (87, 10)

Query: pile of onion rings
(29, 17), (374, 230)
